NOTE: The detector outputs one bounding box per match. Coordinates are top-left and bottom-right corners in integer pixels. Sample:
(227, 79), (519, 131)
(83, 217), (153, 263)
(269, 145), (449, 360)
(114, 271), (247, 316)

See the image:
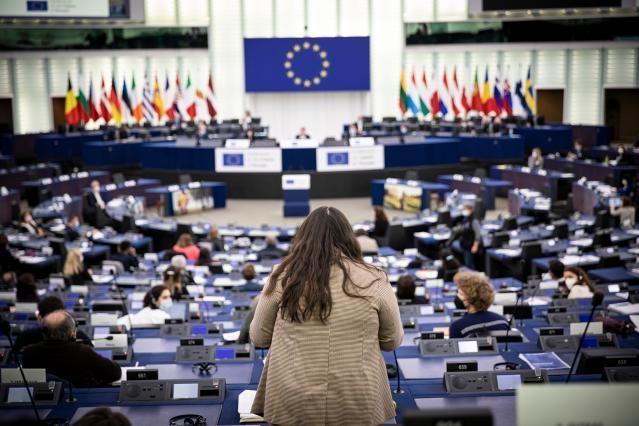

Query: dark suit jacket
(110, 252), (139, 272)
(0, 248), (19, 273)
(22, 340), (121, 387)
(64, 270), (93, 288)
(83, 192), (110, 227)
(14, 327), (92, 353)
(258, 245), (285, 260)
(231, 280), (263, 292)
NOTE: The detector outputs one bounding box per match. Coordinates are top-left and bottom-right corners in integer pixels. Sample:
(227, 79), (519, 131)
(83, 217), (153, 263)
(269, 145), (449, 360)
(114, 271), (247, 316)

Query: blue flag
(515, 80), (532, 117)
(244, 37), (370, 92)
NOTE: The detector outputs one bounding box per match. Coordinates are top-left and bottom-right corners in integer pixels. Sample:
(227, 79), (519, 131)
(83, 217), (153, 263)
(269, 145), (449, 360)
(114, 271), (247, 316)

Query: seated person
(527, 147), (544, 170)
(117, 285), (172, 328)
(237, 295), (260, 344)
(618, 178), (634, 197)
(439, 249), (463, 281)
(196, 247), (212, 267)
(109, 240), (139, 272)
(0, 271), (16, 291)
(0, 233), (19, 274)
(543, 259), (565, 282)
(63, 249), (93, 287)
(561, 266), (595, 299)
(16, 272), (39, 303)
(171, 254), (196, 286)
(172, 233), (200, 262)
(295, 126), (311, 139)
(567, 139), (585, 160)
(372, 206), (389, 238)
(355, 228), (379, 254)
(22, 310), (121, 387)
(449, 271), (509, 338)
(203, 227), (225, 252)
(610, 196), (635, 228)
(611, 146), (629, 165)
(163, 265), (190, 300)
(72, 407), (131, 426)
(64, 215), (82, 241)
(14, 296), (92, 352)
(19, 211), (45, 236)
(258, 234), (285, 260)
(232, 263), (263, 292)
(396, 275), (428, 305)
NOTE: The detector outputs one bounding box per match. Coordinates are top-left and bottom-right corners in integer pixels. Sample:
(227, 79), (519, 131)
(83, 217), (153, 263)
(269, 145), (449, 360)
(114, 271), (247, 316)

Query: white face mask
(564, 278), (576, 289)
(159, 299), (173, 312)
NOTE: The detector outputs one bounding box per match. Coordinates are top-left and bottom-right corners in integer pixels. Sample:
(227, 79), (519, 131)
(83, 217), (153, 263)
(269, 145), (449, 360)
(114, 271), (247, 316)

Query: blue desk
(83, 140), (156, 166)
(491, 165), (573, 201)
(458, 135), (524, 160)
(589, 267), (639, 284)
(144, 181), (227, 216)
(140, 142), (215, 171)
(96, 179), (163, 207)
(36, 131), (106, 160)
(543, 156), (637, 186)
(21, 171), (110, 206)
(514, 125), (573, 153)
(437, 175), (512, 210)
(0, 163), (60, 190)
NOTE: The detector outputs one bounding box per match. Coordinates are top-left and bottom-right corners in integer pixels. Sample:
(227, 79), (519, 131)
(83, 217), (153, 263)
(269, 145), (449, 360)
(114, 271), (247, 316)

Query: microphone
(0, 319), (41, 422)
(565, 291), (604, 383)
(392, 350), (403, 394)
(113, 284), (135, 344)
(90, 335), (114, 341)
(47, 373), (77, 403)
(504, 289), (523, 353)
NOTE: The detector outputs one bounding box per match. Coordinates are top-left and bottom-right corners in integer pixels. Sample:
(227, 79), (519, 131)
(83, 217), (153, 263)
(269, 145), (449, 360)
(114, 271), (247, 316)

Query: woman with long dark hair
(250, 206), (403, 425)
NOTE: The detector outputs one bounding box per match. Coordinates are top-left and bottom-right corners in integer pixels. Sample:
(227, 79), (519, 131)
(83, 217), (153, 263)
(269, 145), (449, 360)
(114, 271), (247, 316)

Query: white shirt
(357, 235), (379, 254)
(568, 285), (594, 299)
(93, 190), (106, 209)
(117, 307), (169, 328)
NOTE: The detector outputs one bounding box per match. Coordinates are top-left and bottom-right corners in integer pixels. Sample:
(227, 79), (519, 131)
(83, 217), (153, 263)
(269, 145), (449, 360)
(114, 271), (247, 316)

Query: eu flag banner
(244, 37), (370, 92)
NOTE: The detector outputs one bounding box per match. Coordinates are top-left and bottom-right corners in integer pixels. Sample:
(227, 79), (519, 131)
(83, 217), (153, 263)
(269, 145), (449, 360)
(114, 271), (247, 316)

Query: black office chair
(519, 242), (542, 281)
(491, 231), (509, 248)
(176, 223), (192, 237)
(599, 253), (622, 268)
(502, 217), (517, 231)
(594, 210), (613, 230)
(387, 223), (407, 251)
(120, 215), (136, 233)
(552, 221), (569, 240)
(592, 230), (612, 248)
(437, 210), (452, 227)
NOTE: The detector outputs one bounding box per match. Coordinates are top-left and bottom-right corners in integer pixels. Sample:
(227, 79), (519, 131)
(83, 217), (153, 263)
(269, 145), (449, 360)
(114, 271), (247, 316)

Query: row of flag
(64, 73), (218, 126)
(399, 65), (537, 119)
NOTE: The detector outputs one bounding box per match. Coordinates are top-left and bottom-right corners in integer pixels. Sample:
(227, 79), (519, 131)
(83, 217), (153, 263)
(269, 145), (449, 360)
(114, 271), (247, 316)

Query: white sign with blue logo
(316, 146), (384, 172)
(215, 148), (282, 173)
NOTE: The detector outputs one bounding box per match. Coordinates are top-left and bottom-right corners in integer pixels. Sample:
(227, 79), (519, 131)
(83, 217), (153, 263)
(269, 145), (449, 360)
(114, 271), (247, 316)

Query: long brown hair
(564, 266), (596, 292)
(265, 206), (381, 323)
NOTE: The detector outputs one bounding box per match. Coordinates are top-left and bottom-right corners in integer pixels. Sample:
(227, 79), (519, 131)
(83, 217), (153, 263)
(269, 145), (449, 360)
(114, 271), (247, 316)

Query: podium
(282, 174), (310, 217)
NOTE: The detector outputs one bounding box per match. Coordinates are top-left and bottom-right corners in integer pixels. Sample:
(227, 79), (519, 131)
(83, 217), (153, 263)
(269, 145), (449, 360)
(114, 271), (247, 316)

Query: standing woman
(372, 205), (389, 238)
(250, 207), (403, 425)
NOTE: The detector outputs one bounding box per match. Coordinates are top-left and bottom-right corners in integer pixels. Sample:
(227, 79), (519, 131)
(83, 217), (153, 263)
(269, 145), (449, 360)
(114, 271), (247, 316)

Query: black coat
(14, 327), (92, 353)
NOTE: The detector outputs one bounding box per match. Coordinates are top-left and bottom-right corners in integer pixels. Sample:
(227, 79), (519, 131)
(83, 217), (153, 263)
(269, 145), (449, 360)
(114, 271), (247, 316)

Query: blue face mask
(159, 299), (173, 312)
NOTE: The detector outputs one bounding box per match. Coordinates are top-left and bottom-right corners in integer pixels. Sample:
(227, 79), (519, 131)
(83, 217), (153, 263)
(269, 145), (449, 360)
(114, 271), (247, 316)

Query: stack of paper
(238, 390), (265, 423)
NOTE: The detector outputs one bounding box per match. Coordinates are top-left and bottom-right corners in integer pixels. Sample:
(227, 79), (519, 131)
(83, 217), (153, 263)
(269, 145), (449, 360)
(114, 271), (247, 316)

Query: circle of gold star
(283, 40), (330, 89)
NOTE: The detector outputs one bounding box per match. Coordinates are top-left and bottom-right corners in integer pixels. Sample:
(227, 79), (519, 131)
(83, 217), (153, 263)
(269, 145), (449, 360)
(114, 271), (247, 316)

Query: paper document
(238, 390), (265, 423)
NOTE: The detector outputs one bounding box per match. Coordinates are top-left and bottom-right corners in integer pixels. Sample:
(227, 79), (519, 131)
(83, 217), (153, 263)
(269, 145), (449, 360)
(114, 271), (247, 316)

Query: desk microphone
(90, 335), (114, 341)
(113, 283), (135, 344)
(565, 291), (604, 383)
(392, 350), (403, 394)
(47, 373), (76, 403)
(503, 290), (522, 353)
(0, 319), (40, 422)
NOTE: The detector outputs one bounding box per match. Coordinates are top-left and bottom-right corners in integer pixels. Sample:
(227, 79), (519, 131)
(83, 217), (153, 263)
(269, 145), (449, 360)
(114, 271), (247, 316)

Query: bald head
(43, 310), (76, 341)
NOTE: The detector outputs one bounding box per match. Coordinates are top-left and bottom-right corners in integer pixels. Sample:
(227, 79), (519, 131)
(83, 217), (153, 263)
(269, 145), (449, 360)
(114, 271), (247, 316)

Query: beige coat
(250, 260), (403, 425)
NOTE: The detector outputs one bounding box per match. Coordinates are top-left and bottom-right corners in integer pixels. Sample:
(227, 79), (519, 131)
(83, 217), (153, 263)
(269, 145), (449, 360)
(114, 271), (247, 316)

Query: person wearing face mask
(116, 285), (172, 328)
(83, 180), (111, 227)
(63, 249), (93, 288)
(454, 204), (482, 269)
(449, 271), (509, 338)
(561, 266), (595, 299)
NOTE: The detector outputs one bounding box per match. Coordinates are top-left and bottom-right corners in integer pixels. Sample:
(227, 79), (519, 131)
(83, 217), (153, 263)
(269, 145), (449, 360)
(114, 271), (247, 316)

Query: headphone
(386, 363), (398, 379)
(169, 414), (207, 426)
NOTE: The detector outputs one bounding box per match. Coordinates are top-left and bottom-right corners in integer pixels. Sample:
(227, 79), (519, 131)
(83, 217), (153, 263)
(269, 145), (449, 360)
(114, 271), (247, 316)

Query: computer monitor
(403, 408), (493, 426)
(574, 348), (639, 375)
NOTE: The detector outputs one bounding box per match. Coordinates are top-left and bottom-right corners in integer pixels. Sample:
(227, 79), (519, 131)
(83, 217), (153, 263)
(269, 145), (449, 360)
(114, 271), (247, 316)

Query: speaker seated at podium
(82, 180), (111, 228)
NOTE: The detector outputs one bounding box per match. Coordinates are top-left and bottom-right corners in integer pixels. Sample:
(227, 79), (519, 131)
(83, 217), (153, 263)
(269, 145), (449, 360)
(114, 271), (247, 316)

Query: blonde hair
(454, 271), (494, 312)
(176, 233), (193, 248)
(63, 249), (84, 276)
(209, 227), (219, 239)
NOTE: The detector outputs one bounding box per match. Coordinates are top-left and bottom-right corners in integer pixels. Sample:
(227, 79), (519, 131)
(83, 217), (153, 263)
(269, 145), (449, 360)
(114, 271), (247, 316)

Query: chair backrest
(552, 222), (569, 239)
(102, 260), (125, 274)
(437, 210), (452, 226)
(521, 241), (542, 259)
(592, 230), (612, 248)
(502, 217), (517, 231)
(387, 223), (406, 251)
(491, 232), (509, 248)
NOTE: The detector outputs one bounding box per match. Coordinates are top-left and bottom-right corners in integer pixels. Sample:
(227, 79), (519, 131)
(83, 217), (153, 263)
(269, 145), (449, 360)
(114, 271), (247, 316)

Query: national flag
(64, 76), (80, 126)
(130, 77), (143, 123)
(451, 67), (464, 116)
(461, 86), (471, 113)
(481, 67), (493, 115)
(142, 75), (155, 123)
(440, 68), (455, 117)
(76, 79), (90, 124)
(471, 68), (483, 113)
(121, 78), (133, 118)
(184, 74), (197, 119)
(429, 70), (440, 116)
(152, 75), (165, 119)
(109, 76), (122, 124)
(88, 78), (101, 122)
(502, 79), (513, 116)
(515, 79), (532, 117)
(404, 70), (420, 115)
(524, 65), (537, 115)
(417, 69), (430, 116)
(399, 70), (409, 115)
(493, 76), (503, 116)
(206, 74), (217, 119)
(164, 75), (176, 120)
(171, 73), (184, 120)
(99, 76), (112, 123)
